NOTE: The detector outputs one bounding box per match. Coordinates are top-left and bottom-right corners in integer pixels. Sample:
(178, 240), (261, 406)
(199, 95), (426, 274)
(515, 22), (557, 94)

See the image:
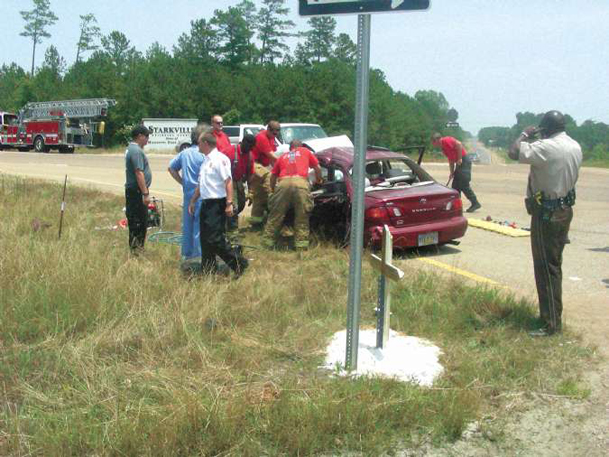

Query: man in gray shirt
(125, 125), (152, 253)
(509, 110), (582, 336)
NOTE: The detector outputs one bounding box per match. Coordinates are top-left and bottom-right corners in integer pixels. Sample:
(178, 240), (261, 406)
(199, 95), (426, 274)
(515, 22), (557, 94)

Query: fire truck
(1, 98), (116, 153)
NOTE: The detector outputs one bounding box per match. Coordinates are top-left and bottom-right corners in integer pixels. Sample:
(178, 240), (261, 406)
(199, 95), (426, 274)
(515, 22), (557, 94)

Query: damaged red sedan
(310, 146), (468, 248)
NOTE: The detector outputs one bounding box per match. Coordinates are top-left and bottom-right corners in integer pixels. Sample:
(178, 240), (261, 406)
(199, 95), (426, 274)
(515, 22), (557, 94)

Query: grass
(0, 174), (596, 455)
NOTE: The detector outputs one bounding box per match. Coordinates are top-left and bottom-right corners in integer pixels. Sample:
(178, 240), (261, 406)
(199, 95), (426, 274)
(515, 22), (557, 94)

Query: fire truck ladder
(22, 98), (117, 119)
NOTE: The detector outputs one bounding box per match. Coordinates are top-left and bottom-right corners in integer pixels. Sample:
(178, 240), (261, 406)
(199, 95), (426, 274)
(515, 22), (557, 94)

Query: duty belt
(533, 189), (576, 220)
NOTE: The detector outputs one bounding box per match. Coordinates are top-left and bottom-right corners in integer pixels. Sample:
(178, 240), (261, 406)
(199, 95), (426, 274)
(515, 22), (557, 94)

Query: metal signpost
(369, 225), (405, 348)
(298, 0), (430, 371)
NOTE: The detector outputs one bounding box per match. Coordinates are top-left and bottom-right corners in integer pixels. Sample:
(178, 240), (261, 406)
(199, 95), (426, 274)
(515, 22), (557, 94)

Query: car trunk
(366, 183), (458, 226)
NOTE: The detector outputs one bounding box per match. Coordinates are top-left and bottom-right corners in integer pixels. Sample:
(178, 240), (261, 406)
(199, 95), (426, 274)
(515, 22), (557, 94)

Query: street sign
(299, 0), (430, 16)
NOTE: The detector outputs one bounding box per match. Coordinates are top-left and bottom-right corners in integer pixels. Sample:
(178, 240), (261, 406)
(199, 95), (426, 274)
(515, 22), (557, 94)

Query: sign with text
(299, 0), (430, 16)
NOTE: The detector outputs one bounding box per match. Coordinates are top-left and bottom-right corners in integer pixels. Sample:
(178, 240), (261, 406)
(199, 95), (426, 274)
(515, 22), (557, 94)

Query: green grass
(0, 174), (596, 455)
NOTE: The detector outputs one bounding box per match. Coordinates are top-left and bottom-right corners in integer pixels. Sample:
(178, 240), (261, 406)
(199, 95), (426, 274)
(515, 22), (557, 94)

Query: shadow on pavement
(589, 246), (609, 253)
(394, 244), (461, 260)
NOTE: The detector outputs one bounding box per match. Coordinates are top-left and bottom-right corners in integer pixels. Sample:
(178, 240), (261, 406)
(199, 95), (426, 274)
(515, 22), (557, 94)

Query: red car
(310, 146), (468, 248)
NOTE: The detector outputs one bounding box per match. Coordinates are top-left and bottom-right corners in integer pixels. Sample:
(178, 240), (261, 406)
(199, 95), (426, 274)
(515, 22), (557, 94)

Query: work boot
(466, 202), (481, 213)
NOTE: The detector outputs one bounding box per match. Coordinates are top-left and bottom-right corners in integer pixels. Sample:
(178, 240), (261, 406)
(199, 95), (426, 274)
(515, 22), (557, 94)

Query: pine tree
(19, 0), (58, 75)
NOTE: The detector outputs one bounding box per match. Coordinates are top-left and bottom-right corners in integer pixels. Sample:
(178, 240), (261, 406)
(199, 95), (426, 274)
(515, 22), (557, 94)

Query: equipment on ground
(1, 98), (116, 153)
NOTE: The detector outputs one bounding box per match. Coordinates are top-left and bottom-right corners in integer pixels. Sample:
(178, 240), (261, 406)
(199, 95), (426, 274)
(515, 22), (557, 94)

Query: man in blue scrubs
(168, 123), (208, 261)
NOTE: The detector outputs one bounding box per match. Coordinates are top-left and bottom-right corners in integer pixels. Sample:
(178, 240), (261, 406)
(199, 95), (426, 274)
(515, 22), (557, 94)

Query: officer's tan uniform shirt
(519, 132), (582, 199)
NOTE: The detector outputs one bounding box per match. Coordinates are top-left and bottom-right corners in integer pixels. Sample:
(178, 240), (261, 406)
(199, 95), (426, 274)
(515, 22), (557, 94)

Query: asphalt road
(1, 148), (608, 349)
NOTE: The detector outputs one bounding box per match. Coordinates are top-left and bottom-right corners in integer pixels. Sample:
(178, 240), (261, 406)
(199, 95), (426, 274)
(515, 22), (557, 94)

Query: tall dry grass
(0, 174), (594, 455)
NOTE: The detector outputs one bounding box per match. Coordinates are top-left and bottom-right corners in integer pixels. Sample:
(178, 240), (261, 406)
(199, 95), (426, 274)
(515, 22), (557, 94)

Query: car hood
(304, 135), (353, 152)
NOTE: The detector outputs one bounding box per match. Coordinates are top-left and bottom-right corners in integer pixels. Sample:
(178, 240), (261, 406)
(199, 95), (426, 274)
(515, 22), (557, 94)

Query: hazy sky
(2, 0), (608, 134)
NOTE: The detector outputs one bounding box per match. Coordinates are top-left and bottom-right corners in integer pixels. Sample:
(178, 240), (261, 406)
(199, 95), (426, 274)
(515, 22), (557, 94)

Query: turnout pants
(249, 163), (272, 225)
(227, 180), (246, 234)
(530, 206), (573, 333)
(200, 198), (248, 275)
(125, 187), (148, 251)
(263, 177), (313, 249)
(452, 156), (479, 205)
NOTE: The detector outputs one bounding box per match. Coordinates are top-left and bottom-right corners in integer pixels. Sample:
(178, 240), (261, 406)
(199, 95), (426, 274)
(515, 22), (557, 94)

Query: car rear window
(361, 158), (434, 186)
(243, 126), (263, 137)
(222, 126), (240, 137)
(279, 126), (327, 144)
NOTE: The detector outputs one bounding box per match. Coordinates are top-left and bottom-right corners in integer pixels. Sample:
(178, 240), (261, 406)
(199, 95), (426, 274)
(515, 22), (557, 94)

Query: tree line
(0, 0), (464, 149)
(479, 112), (609, 162)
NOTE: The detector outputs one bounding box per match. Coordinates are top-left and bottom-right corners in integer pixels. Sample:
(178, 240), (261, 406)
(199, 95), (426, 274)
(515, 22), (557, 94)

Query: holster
(524, 197), (534, 216)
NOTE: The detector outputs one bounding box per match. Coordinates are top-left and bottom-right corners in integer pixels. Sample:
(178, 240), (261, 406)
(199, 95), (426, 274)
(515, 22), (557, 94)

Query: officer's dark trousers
(530, 206), (573, 333)
(200, 198), (247, 274)
(125, 187), (148, 251)
(452, 156), (479, 205)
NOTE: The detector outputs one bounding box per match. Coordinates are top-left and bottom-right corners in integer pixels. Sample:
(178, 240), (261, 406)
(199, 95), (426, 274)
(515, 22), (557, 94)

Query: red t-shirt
(221, 143), (254, 182)
(271, 147), (319, 179)
(213, 130), (233, 155)
(251, 130), (277, 167)
(440, 136), (467, 163)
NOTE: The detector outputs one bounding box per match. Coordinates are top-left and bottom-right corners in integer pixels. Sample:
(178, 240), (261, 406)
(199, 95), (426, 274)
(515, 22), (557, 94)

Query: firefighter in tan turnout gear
(248, 121), (280, 228)
(262, 140), (322, 251)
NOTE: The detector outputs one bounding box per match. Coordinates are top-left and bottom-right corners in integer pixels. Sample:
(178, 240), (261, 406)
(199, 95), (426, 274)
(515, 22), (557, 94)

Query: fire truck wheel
(59, 146), (74, 154)
(34, 136), (49, 153)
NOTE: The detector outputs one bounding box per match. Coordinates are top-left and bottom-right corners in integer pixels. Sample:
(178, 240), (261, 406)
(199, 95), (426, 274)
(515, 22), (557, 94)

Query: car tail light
(365, 206), (390, 222)
(445, 198), (463, 211)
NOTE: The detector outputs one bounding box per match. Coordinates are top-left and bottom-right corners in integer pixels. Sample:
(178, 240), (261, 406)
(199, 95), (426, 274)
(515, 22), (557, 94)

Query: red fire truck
(0, 98), (116, 153)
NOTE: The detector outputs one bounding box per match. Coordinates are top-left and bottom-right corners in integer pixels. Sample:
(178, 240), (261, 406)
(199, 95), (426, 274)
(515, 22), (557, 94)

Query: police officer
(431, 133), (481, 212)
(262, 140), (322, 251)
(249, 121), (280, 228)
(168, 123), (208, 263)
(509, 110), (582, 336)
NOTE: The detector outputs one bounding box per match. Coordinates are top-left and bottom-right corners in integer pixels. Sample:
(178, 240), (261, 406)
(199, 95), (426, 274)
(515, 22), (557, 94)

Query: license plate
(418, 232), (438, 246)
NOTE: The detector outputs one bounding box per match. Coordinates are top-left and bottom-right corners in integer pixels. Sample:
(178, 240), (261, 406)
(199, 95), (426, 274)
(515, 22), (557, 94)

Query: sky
(2, 0), (609, 134)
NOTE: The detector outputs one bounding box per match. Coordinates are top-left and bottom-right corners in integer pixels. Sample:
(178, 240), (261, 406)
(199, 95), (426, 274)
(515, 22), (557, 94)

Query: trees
(211, 7), (254, 67)
(257, 0), (295, 64)
(297, 17), (337, 64)
(76, 14), (101, 63)
(334, 33), (357, 64)
(19, 0), (58, 75)
(174, 19), (218, 63)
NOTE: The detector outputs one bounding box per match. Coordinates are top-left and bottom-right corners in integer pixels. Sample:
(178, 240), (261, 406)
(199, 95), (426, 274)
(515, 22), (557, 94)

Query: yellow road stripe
(416, 257), (503, 286)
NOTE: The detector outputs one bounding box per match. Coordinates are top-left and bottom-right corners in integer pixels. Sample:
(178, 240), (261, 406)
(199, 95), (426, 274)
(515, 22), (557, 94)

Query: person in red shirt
(211, 115), (233, 155)
(249, 121), (281, 228)
(262, 140), (322, 251)
(431, 133), (481, 212)
(222, 134), (256, 236)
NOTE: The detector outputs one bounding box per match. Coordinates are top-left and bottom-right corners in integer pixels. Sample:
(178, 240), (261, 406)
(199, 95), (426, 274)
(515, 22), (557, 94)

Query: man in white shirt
(188, 132), (248, 277)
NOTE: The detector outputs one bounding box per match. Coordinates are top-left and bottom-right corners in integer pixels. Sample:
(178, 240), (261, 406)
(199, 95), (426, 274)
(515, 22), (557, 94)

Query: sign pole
(345, 13), (371, 371)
